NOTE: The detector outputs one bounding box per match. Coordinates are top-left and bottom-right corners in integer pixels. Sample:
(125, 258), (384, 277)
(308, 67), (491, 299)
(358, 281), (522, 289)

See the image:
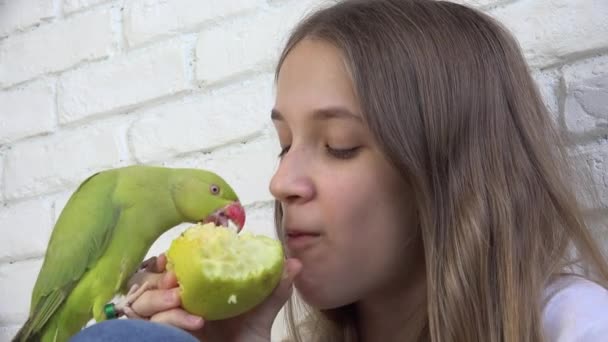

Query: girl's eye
(327, 146), (361, 159)
(277, 145), (360, 159)
(278, 145), (291, 158)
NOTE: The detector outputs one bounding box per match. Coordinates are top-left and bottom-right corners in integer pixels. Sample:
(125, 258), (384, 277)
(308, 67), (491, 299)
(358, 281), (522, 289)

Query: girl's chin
(294, 279), (353, 311)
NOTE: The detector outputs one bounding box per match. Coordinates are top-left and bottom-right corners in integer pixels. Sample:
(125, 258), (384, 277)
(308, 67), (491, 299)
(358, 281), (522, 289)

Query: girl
(72, 0), (608, 341)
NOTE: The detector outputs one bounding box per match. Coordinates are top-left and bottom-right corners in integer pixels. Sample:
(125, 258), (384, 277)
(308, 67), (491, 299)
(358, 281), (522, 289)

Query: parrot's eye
(210, 184), (220, 195)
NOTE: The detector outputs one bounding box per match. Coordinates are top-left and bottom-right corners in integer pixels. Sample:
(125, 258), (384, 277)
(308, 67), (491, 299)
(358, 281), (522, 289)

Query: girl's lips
(286, 232), (321, 251)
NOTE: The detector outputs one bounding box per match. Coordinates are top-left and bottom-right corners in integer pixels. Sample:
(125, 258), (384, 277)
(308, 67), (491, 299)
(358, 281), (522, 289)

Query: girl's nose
(269, 147), (315, 205)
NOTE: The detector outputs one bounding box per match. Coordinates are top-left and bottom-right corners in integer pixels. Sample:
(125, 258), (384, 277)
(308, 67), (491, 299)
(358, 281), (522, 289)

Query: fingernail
(188, 316), (203, 325)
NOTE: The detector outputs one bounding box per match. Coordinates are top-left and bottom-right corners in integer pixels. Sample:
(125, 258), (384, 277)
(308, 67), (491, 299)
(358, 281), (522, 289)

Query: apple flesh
(166, 223), (284, 320)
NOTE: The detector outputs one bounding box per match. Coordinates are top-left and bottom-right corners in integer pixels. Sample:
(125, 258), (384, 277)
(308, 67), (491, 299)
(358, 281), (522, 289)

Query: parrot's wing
(24, 171), (121, 336)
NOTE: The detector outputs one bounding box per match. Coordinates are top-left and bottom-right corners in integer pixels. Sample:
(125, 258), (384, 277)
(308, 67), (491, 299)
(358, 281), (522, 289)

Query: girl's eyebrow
(271, 107), (362, 122)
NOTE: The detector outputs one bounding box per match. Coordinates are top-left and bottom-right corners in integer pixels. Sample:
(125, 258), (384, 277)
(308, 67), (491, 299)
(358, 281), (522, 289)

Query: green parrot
(12, 165), (246, 342)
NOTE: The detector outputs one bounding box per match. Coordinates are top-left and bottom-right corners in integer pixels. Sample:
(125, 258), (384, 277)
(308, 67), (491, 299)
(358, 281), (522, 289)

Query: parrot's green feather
(24, 290), (65, 339)
(13, 165), (241, 342)
(16, 171), (122, 342)
(32, 172), (119, 304)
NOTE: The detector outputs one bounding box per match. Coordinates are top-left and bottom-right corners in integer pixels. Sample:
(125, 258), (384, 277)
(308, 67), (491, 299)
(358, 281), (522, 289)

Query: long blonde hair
(273, 1), (608, 341)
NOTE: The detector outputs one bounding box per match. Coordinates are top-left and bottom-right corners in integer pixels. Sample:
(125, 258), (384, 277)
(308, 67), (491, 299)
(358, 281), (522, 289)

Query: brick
(0, 198), (54, 262)
(0, 80), (56, 143)
(163, 130), (280, 206)
(129, 74), (273, 163)
(0, 258), (43, 324)
(4, 119), (131, 199)
(0, 0), (57, 37)
(563, 55), (608, 134)
(125, 0), (262, 47)
(532, 70), (561, 126)
(489, 0), (608, 68)
(196, 12), (279, 85)
(196, 0), (327, 85)
(64, 0), (111, 14)
(571, 141), (608, 210)
(0, 7), (116, 87)
(58, 39), (191, 124)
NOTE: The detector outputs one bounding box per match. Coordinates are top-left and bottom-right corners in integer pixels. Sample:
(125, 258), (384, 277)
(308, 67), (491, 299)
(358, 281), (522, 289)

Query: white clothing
(543, 276), (608, 341)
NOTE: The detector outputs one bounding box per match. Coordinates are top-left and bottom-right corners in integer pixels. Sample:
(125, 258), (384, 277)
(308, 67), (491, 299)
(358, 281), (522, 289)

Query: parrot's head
(170, 168), (245, 232)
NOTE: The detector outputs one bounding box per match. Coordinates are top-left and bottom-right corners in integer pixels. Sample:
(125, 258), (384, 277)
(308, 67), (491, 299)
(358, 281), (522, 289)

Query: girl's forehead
(277, 40), (352, 87)
(274, 39), (360, 119)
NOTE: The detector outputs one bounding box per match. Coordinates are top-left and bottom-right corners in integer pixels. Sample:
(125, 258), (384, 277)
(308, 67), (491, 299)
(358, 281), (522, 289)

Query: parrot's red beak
(203, 202), (246, 233)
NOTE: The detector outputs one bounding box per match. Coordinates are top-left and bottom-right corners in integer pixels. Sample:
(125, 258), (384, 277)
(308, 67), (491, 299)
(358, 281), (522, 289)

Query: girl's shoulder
(543, 275), (608, 341)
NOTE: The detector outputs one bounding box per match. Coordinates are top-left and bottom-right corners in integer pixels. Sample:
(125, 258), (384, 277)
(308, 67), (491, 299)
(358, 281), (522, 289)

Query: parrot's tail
(11, 319), (39, 342)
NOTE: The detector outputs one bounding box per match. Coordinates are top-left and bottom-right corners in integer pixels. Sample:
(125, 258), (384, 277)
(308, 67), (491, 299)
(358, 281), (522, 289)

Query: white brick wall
(0, 6), (119, 88)
(63, 0), (111, 14)
(57, 38), (192, 123)
(0, 79), (56, 143)
(0, 0), (59, 38)
(0, 0), (607, 341)
(4, 118), (132, 200)
(563, 55), (608, 135)
(0, 198), (54, 263)
(489, 0), (608, 68)
(196, 0), (325, 85)
(124, 0), (263, 48)
(128, 74), (274, 163)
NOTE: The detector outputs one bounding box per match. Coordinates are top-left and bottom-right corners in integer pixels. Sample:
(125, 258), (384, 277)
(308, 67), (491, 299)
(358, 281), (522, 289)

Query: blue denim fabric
(69, 319), (199, 342)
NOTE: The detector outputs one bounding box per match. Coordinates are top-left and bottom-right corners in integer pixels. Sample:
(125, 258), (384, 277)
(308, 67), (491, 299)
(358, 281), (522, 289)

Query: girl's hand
(126, 253), (302, 342)
(125, 254), (206, 331)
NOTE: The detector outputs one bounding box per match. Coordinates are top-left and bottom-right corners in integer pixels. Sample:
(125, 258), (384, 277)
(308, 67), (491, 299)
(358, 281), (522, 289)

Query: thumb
(275, 258), (302, 302)
(254, 258), (302, 318)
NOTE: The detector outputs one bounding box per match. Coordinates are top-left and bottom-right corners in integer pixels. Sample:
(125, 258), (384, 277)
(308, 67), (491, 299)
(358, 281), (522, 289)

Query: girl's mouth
(286, 231), (321, 251)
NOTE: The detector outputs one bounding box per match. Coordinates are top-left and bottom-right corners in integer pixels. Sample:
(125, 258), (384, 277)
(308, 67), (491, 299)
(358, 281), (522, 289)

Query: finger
(127, 270), (165, 291)
(156, 253), (167, 271)
(128, 258), (177, 289)
(150, 308), (204, 331)
(274, 258), (302, 302)
(123, 305), (145, 320)
(158, 271), (178, 290)
(130, 287), (182, 318)
(254, 258), (302, 317)
(127, 254), (167, 289)
(124, 282), (151, 305)
(140, 256), (158, 272)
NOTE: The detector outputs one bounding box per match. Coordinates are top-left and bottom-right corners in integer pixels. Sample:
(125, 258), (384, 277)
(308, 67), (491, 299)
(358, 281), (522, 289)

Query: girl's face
(270, 38), (421, 309)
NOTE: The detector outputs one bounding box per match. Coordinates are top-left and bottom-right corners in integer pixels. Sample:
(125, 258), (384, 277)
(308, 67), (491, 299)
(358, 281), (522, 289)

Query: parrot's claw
(138, 256), (157, 272)
(114, 282), (150, 318)
(126, 282), (149, 304)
